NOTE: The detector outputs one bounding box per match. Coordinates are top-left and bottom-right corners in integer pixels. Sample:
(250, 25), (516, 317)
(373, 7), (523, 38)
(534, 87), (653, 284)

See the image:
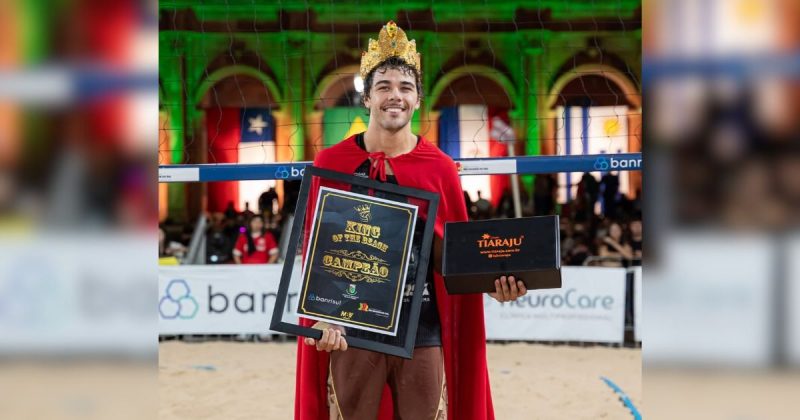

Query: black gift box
(442, 216), (562, 294)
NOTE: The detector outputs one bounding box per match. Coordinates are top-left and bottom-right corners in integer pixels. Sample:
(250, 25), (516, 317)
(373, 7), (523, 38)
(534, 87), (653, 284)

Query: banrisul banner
(160, 265), (628, 341)
(483, 267), (627, 343)
(158, 264), (301, 335)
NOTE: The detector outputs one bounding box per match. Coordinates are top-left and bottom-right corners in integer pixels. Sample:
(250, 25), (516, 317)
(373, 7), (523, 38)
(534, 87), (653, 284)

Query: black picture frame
(270, 166), (439, 359)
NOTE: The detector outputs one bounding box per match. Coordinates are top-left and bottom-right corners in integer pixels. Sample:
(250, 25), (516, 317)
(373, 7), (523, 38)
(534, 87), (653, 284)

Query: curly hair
(362, 56), (423, 111)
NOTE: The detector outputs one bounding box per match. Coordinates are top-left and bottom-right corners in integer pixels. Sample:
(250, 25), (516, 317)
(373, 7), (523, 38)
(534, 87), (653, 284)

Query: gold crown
(360, 21), (421, 80)
(355, 204), (372, 222)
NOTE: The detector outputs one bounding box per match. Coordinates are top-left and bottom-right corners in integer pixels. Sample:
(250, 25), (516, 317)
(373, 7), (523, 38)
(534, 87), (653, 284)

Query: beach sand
(159, 340), (640, 419)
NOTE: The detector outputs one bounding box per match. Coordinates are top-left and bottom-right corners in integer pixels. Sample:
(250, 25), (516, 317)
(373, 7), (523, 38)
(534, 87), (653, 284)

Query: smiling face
(364, 67), (420, 133)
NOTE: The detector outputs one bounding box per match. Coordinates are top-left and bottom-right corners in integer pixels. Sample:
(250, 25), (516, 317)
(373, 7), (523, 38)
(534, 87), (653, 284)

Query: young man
(295, 21), (526, 420)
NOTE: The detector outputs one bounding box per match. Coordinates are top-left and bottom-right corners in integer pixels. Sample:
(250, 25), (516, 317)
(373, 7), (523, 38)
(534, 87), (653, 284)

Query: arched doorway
(194, 66), (281, 215)
(430, 67), (516, 209)
(544, 63), (642, 204)
(307, 64), (368, 160)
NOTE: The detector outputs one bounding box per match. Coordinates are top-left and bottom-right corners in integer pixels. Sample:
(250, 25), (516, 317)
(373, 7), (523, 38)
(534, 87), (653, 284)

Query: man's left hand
(489, 275), (527, 302)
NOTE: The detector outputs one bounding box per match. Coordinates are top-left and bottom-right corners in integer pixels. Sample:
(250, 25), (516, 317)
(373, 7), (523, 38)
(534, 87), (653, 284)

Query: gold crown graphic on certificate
(360, 21), (421, 79)
(355, 204), (372, 222)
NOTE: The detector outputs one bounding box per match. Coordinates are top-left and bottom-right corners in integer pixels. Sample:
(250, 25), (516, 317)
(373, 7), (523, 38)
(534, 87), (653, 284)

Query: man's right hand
(304, 322), (348, 352)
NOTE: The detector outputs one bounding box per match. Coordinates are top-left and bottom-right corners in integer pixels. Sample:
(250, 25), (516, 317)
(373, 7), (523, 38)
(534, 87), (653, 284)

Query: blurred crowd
(465, 172), (642, 267)
(160, 171), (642, 267)
(159, 184), (298, 265)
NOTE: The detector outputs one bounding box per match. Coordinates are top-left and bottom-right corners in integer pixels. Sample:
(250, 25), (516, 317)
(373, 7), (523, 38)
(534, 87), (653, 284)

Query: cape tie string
(367, 151), (388, 182)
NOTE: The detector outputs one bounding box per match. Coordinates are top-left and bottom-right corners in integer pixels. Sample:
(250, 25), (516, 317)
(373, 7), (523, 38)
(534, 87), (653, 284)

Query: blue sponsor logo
(593, 157), (641, 171)
(274, 165), (306, 179)
(594, 157), (610, 171)
(159, 279), (199, 320)
(274, 166), (290, 179)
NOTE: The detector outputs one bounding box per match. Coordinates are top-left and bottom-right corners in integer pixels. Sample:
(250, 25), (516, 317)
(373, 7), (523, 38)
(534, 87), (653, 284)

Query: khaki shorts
(327, 346), (447, 420)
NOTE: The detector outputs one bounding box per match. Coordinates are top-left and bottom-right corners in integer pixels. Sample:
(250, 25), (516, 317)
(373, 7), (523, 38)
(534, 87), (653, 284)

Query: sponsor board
(159, 265), (631, 341)
(483, 267), (626, 343)
(159, 263), (302, 334)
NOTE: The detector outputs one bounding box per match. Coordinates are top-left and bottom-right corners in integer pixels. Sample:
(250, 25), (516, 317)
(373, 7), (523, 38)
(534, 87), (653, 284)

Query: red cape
(294, 135), (494, 420)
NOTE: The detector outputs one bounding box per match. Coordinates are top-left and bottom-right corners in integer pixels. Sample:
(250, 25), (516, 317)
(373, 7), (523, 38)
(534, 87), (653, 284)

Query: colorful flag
(206, 108), (276, 213)
(323, 107), (369, 147)
(322, 107), (421, 147)
(556, 105), (629, 203)
(438, 105), (512, 206)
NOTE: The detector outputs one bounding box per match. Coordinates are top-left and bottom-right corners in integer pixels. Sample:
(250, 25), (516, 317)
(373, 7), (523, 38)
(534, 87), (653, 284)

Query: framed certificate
(270, 166), (439, 359)
(296, 187), (418, 335)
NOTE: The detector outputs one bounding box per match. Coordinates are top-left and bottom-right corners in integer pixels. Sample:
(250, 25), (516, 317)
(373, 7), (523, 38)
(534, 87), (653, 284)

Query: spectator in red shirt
(233, 215), (278, 264)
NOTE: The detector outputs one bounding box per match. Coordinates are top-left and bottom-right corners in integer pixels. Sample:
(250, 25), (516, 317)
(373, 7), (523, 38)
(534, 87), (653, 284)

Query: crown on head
(360, 21), (421, 80)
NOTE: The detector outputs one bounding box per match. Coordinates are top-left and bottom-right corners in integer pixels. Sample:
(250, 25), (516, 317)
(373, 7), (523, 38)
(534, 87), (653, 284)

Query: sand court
(159, 341), (640, 419)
